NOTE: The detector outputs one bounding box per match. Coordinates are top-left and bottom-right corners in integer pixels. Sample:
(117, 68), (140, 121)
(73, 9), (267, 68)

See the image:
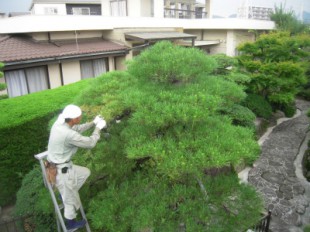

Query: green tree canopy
(270, 4), (308, 35)
(237, 31), (309, 106)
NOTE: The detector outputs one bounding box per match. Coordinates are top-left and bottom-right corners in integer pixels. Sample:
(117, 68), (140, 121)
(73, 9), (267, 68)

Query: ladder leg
(48, 182), (68, 232)
(79, 204), (91, 232)
(55, 211), (62, 232)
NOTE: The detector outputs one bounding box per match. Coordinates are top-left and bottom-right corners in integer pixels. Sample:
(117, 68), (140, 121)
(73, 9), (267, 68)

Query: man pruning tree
(47, 104), (106, 230)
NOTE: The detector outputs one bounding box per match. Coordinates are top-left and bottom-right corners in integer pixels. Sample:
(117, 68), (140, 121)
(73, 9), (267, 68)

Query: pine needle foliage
(74, 41), (263, 231)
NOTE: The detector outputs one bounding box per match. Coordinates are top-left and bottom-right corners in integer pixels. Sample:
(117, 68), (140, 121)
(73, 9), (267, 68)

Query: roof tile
(0, 35), (128, 63)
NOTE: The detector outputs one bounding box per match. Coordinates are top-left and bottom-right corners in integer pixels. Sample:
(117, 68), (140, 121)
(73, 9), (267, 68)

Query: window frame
(72, 7), (91, 15)
(4, 66), (50, 98)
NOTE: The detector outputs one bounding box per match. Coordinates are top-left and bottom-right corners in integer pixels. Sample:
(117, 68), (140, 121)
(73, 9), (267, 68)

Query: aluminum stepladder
(34, 151), (91, 232)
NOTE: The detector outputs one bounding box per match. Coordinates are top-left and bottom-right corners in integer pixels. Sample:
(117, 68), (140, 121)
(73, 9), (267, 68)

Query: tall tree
(270, 3), (308, 35)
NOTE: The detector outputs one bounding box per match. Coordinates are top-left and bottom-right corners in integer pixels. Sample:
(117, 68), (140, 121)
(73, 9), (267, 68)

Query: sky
(211, 0), (310, 19)
(0, 0), (309, 18)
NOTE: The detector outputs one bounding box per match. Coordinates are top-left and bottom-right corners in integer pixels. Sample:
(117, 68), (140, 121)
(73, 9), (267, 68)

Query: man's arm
(68, 128), (101, 149)
(72, 122), (95, 133)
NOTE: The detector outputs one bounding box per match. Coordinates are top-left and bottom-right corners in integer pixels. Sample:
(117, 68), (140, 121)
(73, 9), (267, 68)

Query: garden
(0, 22), (309, 231)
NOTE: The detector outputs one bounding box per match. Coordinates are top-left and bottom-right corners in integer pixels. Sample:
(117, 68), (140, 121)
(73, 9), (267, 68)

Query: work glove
(93, 115), (103, 124)
(96, 119), (107, 130)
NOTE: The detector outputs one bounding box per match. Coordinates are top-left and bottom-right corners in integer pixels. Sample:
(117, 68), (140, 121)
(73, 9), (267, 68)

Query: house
(0, 0), (275, 98)
(0, 33), (128, 97)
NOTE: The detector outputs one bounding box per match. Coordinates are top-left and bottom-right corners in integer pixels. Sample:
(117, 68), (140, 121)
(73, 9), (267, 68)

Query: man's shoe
(66, 219), (86, 230)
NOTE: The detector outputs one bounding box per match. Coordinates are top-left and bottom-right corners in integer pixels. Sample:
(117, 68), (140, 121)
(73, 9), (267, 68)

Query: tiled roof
(0, 35), (128, 64)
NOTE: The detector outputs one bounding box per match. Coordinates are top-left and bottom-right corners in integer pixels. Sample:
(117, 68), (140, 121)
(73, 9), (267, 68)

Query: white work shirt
(47, 121), (100, 164)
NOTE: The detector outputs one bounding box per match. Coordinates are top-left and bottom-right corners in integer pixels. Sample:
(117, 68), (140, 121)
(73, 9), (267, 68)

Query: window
(110, 0), (127, 16)
(5, 67), (49, 98)
(80, 58), (107, 79)
(44, 7), (58, 15)
(72, 7), (90, 15)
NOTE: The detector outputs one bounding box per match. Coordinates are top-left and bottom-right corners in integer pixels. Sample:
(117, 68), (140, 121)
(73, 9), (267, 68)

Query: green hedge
(242, 94), (273, 119)
(0, 79), (91, 206)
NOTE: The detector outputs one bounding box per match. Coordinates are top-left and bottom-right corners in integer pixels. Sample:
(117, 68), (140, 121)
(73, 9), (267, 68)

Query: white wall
(140, 0), (152, 17)
(62, 61), (81, 85)
(226, 30), (235, 56)
(127, 0), (141, 17)
(226, 30), (255, 56)
(32, 4), (67, 15)
(101, 0), (110, 16)
(154, 0), (164, 18)
(48, 64), (62, 89)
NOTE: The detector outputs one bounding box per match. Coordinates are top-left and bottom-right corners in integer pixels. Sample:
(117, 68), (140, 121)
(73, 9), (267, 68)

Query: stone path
(248, 99), (310, 232)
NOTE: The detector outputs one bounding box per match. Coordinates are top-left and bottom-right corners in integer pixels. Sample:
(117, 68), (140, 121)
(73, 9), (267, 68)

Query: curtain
(5, 67), (48, 98)
(81, 59), (107, 79)
(26, 67), (48, 93)
(110, 0), (126, 16)
(93, 59), (106, 77)
(81, 60), (93, 79)
(5, 70), (28, 97)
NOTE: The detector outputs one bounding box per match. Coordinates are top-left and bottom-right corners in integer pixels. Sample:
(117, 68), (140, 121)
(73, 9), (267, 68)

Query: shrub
(237, 31), (309, 109)
(222, 104), (256, 129)
(281, 103), (296, 117)
(307, 109), (310, 118)
(242, 94), (273, 119)
(0, 94), (8, 100)
(304, 224), (310, 232)
(89, 173), (263, 232)
(0, 79), (91, 129)
(211, 53), (237, 75)
(298, 88), (310, 101)
(14, 167), (55, 232)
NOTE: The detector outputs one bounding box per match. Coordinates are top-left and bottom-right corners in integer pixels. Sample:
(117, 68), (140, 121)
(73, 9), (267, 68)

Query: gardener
(47, 104), (106, 230)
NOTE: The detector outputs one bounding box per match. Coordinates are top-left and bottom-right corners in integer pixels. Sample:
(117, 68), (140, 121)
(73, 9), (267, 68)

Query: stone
(283, 192), (294, 200)
(295, 204), (306, 214)
(286, 212), (301, 226)
(276, 191), (283, 199)
(293, 184), (305, 195)
(273, 110), (286, 120)
(261, 172), (285, 185)
(279, 199), (291, 207)
(279, 184), (292, 193)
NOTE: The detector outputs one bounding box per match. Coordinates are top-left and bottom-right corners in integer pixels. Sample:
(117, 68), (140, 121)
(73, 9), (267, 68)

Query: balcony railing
(164, 8), (207, 19)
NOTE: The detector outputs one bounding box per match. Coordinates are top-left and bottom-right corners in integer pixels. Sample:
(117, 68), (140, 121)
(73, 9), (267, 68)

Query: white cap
(56, 104), (82, 124)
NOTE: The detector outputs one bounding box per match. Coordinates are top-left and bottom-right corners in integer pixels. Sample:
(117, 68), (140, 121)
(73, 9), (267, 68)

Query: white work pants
(56, 164), (90, 220)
